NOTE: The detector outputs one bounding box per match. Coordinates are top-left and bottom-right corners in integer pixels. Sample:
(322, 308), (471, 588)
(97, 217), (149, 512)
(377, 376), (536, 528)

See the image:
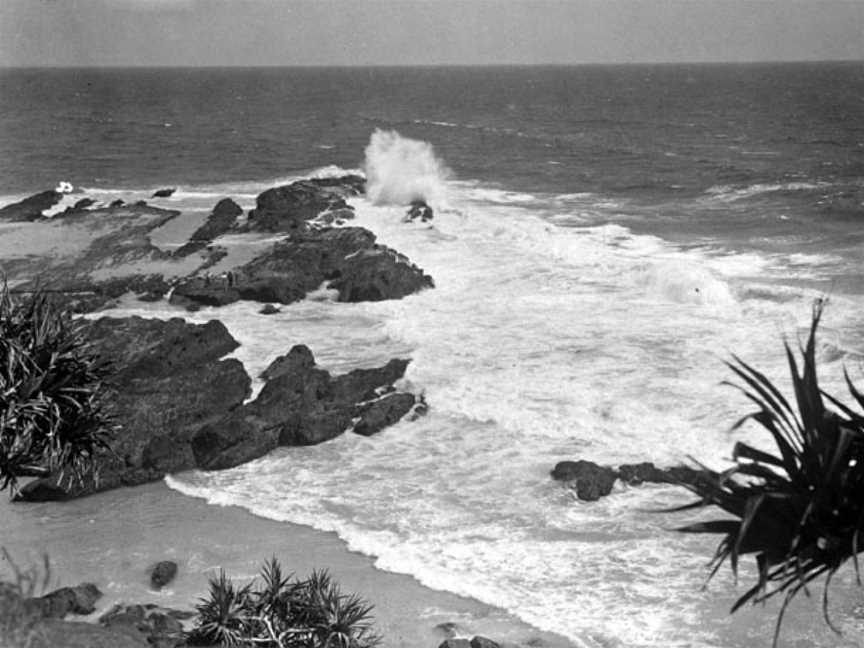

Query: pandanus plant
(0, 282), (112, 494)
(674, 300), (864, 645)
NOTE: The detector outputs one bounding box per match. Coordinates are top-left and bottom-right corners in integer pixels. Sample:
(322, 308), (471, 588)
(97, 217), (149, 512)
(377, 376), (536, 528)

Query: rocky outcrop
(406, 199), (434, 222)
(191, 346), (414, 470)
(246, 176), (364, 233)
(15, 317), (417, 501)
(152, 188), (175, 198)
(438, 638), (500, 648)
(15, 317), (250, 501)
(99, 603), (190, 648)
(0, 190), (62, 221)
(36, 584), (102, 619)
(170, 226), (433, 309)
(552, 460), (706, 501)
(174, 198), (243, 257)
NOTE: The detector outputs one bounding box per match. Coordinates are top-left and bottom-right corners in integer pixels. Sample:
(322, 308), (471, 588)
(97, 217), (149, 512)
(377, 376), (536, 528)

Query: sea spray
(363, 129), (451, 207)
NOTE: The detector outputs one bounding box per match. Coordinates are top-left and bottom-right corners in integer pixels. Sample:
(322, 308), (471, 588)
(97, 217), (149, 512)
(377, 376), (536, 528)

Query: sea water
(2, 64), (864, 647)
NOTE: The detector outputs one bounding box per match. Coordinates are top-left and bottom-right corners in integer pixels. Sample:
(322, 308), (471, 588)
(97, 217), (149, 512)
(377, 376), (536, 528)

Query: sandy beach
(0, 479), (575, 648)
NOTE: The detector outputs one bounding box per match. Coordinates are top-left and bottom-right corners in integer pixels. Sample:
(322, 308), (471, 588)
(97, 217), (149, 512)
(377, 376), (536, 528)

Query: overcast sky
(1, 0), (862, 67)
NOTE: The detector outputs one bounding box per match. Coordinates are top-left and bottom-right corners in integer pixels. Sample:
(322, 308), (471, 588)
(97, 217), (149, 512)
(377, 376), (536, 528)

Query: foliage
(0, 548), (52, 648)
(0, 282), (112, 495)
(189, 559), (380, 648)
(673, 300), (864, 646)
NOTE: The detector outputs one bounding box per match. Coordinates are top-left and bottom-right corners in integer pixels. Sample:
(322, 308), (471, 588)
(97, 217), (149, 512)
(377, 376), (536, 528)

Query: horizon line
(1, 58), (863, 70)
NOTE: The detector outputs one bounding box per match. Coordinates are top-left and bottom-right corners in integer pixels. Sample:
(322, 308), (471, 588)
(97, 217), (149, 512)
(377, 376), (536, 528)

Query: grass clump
(674, 300), (864, 645)
(0, 282), (112, 495)
(0, 548), (52, 648)
(189, 559), (380, 648)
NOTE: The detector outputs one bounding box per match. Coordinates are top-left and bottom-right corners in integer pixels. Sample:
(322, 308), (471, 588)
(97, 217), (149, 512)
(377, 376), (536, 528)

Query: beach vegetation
(0, 548), (52, 648)
(673, 300), (864, 646)
(0, 282), (112, 495)
(189, 559), (380, 648)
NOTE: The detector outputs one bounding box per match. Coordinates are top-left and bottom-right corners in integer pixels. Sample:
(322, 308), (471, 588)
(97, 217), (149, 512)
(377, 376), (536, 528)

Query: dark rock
(439, 640), (472, 648)
(109, 199), (125, 208)
(193, 346), (414, 469)
(30, 620), (150, 648)
(150, 561), (178, 589)
(58, 197), (96, 216)
(246, 176), (364, 233)
(152, 188), (175, 198)
(174, 198), (242, 257)
(0, 190), (61, 221)
(259, 303), (280, 315)
(260, 344), (316, 381)
(133, 200), (148, 207)
(406, 199), (434, 222)
(551, 460), (617, 501)
(170, 226), (433, 309)
(353, 392), (416, 436)
(99, 603), (187, 648)
(617, 462), (668, 485)
(471, 637), (501, 648)
(38, 583), (102, 618)
(16, 317), (250, 501)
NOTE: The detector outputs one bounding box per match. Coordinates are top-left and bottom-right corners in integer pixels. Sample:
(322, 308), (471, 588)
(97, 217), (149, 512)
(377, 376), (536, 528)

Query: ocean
(2, 63), (864, 647)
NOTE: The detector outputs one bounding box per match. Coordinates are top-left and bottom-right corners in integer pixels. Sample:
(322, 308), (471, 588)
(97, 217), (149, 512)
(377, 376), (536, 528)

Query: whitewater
(27, 129), (861, 648)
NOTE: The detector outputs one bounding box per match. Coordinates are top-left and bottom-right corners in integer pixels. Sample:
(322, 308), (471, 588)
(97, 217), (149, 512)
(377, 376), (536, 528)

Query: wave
(704, 181), (831, 201)
(363, 129), (450, 207)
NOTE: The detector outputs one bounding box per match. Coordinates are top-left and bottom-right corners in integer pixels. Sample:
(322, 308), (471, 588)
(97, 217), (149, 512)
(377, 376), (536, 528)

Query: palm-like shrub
(189, 560), (380, 648)
(0, 283), (111, 494)
(675, 300), (864, 646)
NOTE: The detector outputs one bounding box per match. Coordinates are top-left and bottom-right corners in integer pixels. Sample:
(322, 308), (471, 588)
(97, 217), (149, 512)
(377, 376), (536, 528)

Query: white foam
(363, 129), (450, 207)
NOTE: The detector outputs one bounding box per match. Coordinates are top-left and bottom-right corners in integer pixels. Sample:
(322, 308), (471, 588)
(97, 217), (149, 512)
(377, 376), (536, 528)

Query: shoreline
(0, 479), (579, 648)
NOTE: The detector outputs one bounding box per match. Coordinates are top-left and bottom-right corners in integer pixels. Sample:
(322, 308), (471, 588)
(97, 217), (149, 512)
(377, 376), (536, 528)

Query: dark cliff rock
(406, 199), (434, 222)
(15, 317), (249, 501)
(246, 176), (364, 233)
(170, 226), (433, 309)
(552, 459), (708, 501)
(191, 346), (415, 470)
(0, 190), (62, 221)
(353, 392), (417, 436)
(174, 198), (243, 257)
(551, 460), (617, 501)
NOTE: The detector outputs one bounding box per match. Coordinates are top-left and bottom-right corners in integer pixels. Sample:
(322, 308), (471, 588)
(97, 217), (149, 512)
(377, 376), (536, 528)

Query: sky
(0, 0), (862, 67)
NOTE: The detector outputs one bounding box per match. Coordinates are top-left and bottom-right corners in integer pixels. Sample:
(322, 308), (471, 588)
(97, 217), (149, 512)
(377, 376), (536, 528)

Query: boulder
(551, 460), (617, 501)
(259, 303), (280, 315)
(37, 583), (102, 618)
(439, 640), (472, 648)
(174, 197), (242, 257)
(617, 462), (669, 485)
(0, 190), (62, 221)
(109, 199), (125, 208)
(170, 226), (433, 309)
(192, 346), (415, 469)
(99, 603), (188, 648)
(246, 176), (364, 233)
(29, 620), (150, 648)
(470, 637), (500, 648)
(15, 317), (250, 501)
(353, 393), (416, 436)
(152, 188), (175, 198)
(149, 561), (178, 589)
(405, 199), (434, 222)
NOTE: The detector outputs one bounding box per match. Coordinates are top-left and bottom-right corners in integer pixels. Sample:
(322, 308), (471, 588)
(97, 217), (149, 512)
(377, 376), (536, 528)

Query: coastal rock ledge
(15, 316), (418, 502)
(551, 459), (704, 501)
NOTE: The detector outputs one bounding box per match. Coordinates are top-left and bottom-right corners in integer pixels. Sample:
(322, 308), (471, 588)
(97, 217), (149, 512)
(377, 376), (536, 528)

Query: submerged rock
(259, 303), (280, 315)
(0, 190), (62, 221)
(152, 188), (175, 198)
